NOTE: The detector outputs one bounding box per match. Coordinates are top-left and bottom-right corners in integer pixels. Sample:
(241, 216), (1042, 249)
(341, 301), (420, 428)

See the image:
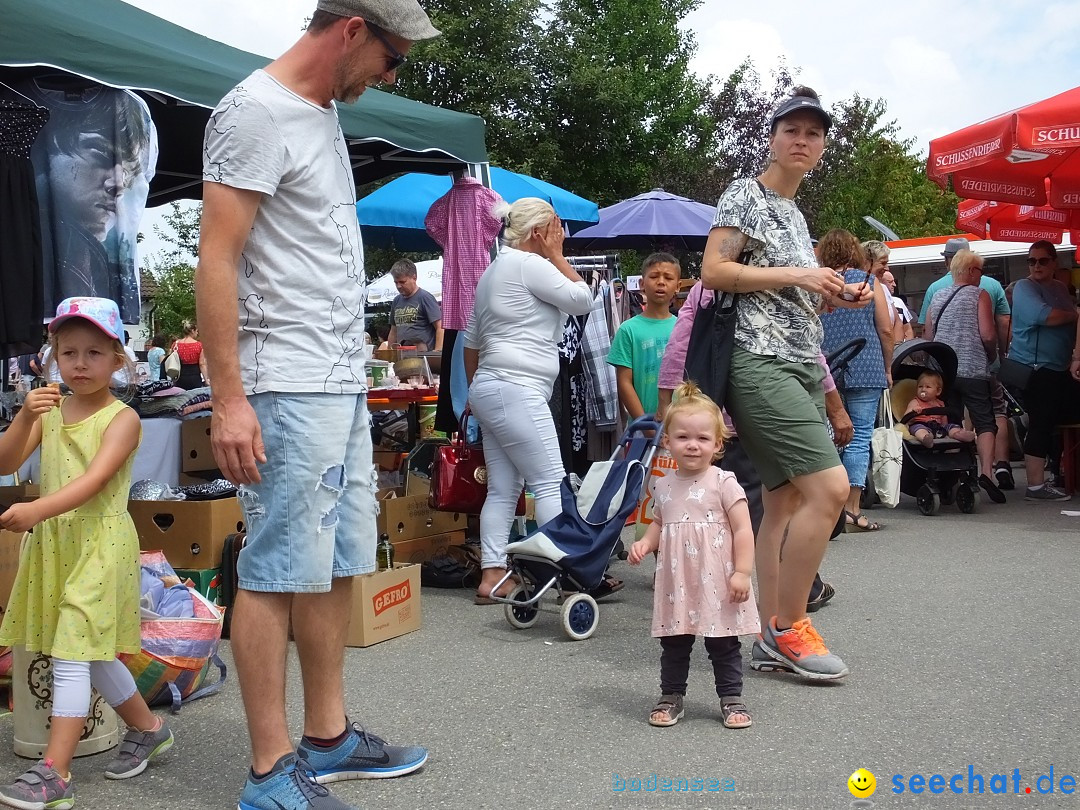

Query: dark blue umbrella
(564, 188), (716, 251)
(356, 168), (599, 251)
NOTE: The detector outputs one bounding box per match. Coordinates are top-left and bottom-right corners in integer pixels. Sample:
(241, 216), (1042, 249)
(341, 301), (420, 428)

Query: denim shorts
(236, 392), (378, 592)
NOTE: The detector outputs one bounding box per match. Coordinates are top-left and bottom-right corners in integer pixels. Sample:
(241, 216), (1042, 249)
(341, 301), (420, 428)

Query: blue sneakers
(238, 754), (357, 810)
(298, 721), (428, 783)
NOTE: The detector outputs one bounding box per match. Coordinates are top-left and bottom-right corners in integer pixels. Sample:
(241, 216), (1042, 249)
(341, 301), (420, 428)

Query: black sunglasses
(1027, 257), (1053, 266)
(368, 24), (407, 72)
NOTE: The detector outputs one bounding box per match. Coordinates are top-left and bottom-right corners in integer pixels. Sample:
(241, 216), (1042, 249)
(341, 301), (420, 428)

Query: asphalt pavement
(0, 468), (1077, 810)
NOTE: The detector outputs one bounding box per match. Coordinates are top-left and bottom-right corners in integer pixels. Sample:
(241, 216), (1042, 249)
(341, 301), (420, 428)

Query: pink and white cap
(48, 297), (123, 341)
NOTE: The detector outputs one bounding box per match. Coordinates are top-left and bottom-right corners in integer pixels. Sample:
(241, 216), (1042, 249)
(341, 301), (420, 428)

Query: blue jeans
(237, 393), (378, 592)
(838, 387), (882, 490)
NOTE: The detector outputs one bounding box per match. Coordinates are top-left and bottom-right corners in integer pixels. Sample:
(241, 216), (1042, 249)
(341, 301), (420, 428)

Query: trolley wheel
(956, 482), (978, 514)
(916, 484), (941, 516)
(561, 593), (599, 641)
(504, 585), (540, 630)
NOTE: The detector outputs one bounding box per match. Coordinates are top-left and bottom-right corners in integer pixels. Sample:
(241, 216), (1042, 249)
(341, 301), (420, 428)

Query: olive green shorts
(726, 348), (840, 491)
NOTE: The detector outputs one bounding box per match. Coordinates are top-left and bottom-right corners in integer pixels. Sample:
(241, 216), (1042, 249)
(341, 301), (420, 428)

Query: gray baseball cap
(941, 237), (970, 257)
(316, 0), (440, 41)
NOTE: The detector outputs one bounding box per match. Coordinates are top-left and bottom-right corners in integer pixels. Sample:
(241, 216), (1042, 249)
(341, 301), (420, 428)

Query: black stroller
(890, 339), (980, 515)
(487, 417), (662, 640)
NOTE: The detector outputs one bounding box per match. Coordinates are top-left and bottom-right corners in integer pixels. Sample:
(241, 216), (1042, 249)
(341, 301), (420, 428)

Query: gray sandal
(648, 694), (684, 727)
(720, 698), (752, 729)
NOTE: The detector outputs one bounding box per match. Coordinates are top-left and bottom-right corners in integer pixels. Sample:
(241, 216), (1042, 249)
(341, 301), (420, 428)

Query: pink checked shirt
(425, 177), (504, 331)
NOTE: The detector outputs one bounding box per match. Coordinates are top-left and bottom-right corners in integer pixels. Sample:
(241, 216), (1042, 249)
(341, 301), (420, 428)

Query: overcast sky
(127, 0), (1080, 262)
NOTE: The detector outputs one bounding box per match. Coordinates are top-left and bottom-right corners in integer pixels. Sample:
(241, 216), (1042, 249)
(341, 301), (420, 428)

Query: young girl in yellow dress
(0, 298), (173, 810)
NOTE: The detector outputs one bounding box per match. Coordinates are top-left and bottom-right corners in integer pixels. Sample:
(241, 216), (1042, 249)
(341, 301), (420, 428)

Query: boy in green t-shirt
(608, 253), (681, 419)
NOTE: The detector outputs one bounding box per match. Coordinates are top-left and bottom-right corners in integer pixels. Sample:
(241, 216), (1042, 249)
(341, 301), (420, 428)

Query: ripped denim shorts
(236, 392), (378, 592)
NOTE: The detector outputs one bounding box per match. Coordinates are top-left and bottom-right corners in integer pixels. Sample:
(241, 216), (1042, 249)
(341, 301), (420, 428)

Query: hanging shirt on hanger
(0, 73), (157, 324)
(425, 176), (503, 331)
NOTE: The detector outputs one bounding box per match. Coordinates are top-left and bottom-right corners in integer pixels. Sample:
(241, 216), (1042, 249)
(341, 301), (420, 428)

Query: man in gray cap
(196, 4), (438, 809)
(918, 236), (1015, 489)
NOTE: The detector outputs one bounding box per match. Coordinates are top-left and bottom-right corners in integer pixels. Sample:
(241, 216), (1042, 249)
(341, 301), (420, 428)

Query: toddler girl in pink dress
(629, 381), (759, 729)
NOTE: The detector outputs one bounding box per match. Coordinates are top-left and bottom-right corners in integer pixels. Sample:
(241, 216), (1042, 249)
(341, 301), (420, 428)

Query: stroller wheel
(939, 482), (956, 506)
(561, 593), (599, 641)
(916, 484), (941, 517)
(956, 482), (978, 514)
(504, 585), (541, 630)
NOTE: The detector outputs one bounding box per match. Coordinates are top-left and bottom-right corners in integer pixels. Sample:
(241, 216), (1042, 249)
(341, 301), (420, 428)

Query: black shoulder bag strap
(932, 284), (967, 333)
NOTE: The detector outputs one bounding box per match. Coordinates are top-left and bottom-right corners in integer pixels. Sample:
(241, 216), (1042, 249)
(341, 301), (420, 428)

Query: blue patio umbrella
(356, 168), (599, 251)
(564, 188), (716, 252)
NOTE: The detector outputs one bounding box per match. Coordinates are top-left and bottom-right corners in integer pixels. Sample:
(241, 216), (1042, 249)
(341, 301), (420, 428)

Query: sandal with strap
(844, 510), (881, 533)
(648, 694), (684, 727)
(720, 699), (752, 729)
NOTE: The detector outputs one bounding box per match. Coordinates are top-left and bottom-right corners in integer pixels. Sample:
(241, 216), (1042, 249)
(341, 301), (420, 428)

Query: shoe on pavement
(1025, 482), (1071, 502)
(978, 474), (1006, 504)
(994, 461), (1015, 490)
(104, 720), (174, 779)
(0, 761), (74, 810)
(760, 617), (849, 681)
(749, 638), (794, 673)
(298, 720), (427, 783)
(238, 754), (357, 810)
(806, 581), (835, 613)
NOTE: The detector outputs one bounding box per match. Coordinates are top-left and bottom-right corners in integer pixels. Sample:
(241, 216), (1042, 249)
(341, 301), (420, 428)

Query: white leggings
(469, 375), (566, 568)
(51, 658), (138, 718)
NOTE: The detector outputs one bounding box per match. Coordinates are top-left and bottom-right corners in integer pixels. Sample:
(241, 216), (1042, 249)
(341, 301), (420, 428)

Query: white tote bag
(870, 392), (902, 508)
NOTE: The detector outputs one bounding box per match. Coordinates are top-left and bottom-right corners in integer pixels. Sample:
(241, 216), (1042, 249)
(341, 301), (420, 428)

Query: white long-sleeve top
(464, 246), (593, 396)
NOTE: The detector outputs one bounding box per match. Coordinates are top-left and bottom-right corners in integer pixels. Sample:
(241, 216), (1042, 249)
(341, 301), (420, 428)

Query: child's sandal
(720, 699), (752, 729)
(648, 694), (684, 727)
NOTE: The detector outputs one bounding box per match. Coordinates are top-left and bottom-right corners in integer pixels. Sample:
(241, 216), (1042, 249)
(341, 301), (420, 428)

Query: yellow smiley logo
(848, 768), (876, 797)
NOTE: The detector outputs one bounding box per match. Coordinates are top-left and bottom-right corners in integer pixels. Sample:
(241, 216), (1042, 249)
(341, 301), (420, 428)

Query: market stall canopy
(957, 197), (1080, 244)
(927, 86), (1080, 209)
(366, 258), (443, 304)
(356, 167), (599, 251)
(564, 189), (716, 251)
(0, 0), (488, 206)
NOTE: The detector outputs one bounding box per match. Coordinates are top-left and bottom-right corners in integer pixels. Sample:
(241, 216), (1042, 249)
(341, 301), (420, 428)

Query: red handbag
(429, 409), (526, 515)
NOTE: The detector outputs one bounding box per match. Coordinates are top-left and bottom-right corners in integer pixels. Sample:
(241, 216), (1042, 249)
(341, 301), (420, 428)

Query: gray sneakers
(0, 761), (74, 810)
(759, 617), (849, 681)
(749, 638), (794, 673)
(104, 721), (174, 779)
(1025, 482), (1071, 501)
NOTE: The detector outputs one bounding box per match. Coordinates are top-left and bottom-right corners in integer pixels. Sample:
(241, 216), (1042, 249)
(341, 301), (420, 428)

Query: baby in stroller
(904, 370), (976, 448)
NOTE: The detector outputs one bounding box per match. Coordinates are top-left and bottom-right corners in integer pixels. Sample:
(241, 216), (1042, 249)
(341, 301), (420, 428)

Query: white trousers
(469, 375), (566, 568)
(51, 658), (138, 718)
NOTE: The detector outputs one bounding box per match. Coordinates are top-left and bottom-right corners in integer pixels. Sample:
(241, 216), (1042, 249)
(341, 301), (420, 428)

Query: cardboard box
(128, 498), (245, 569)
(0, 530), (23, 618)
(0, 484), (39, 506)
(175, 567), (221, 604)
(346, 563), (421, 647)
(391, 530), (466, 564)
(180, 419), (217, 473)
(376, 488), (466, 539)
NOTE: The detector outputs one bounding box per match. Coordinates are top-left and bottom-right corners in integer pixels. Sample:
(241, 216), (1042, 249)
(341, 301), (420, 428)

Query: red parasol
(928, 86), (1080, 208)
(956, 198), (1080, 244)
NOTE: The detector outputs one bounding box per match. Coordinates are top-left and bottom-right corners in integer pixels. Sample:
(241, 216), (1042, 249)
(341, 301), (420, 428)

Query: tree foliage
(150, 263), (196, 340)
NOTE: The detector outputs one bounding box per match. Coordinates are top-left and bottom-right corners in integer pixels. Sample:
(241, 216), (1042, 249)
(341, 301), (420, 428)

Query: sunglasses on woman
(368, 23), (407, 72)
(1027, 257), (1053, 267)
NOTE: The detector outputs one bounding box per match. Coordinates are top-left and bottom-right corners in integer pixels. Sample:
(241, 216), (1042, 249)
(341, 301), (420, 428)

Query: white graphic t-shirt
(712, 178), (823, 364)
(203, 70), (366, 394)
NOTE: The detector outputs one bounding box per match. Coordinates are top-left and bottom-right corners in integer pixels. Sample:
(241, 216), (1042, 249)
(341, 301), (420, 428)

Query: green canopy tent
(0, 0), (488, 205)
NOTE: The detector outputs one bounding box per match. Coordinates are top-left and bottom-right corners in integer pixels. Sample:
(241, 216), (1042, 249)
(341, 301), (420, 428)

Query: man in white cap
(195, 3), (439, 808)
(918, 237), (1015, 489)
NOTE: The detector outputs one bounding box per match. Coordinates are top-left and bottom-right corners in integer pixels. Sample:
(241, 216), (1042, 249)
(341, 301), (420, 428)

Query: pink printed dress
(651, 468), (760, 639)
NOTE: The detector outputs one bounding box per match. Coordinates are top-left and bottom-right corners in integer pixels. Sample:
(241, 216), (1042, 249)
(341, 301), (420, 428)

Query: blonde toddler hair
(662, 381), (730, 460)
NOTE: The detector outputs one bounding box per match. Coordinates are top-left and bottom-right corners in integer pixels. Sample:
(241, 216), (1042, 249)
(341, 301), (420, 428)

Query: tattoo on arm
(714, 232), (748, 262)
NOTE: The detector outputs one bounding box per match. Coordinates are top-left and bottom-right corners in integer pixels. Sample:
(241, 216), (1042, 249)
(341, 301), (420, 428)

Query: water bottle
(376, 533), (394, 571)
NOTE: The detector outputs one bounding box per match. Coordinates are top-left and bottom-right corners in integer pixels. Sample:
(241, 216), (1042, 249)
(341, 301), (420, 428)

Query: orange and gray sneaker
(750, 636), (793, 673)
(759, 616), (849, 680)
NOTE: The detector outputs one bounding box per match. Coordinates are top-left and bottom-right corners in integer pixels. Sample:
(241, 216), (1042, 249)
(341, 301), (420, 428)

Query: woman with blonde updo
(464, 198), (594, 603)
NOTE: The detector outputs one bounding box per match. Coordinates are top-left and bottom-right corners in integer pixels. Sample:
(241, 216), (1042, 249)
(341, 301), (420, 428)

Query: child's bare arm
(0, 388), (60, 475)
(727, 498), (755, 602)
(614, 366), (646, 420)
(628, 520), (661, 564)
(22, 408), (140, 525)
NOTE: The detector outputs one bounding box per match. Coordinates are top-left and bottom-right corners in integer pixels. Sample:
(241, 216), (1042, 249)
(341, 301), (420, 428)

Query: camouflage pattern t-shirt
(712, 178), (823, 364)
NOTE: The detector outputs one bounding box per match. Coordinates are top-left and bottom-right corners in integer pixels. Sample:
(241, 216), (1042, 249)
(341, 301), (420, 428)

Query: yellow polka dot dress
(0, 399), (141, 660)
